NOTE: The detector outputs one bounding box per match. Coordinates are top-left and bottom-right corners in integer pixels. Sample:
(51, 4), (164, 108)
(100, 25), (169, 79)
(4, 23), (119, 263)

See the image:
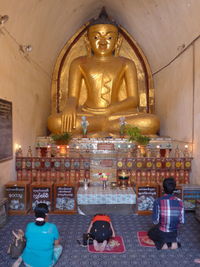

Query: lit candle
(15, 144), (22, 157)
(56, 146), (60, 157)
(156, 145), (160, 158)
(184, 144), (189, 158)
(60, 145), (66, 156)
(46, 145), (51, 157)
(15, 144), (20, 151)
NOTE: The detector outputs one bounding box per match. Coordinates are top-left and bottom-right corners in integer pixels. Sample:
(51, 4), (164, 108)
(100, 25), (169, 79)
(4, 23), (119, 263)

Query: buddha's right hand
(61, 105), (76, 133)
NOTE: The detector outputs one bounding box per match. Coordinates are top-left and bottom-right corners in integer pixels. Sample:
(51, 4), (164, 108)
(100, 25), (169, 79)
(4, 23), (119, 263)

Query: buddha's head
(88, 24), (118, 56)
(87, 7), (121, 56)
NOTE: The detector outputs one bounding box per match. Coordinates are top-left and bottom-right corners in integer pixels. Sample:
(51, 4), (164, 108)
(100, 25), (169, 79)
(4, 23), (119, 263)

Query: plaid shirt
(152, 194), (184, 232)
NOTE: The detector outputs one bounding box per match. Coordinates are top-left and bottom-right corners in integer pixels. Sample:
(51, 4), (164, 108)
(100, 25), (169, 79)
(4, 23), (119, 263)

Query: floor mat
(137, 231), (155, 247)
(88, 236), (126, 253)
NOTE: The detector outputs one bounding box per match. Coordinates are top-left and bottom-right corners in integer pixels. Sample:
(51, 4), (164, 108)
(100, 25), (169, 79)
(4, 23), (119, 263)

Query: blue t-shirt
(22, 222), (59, 267)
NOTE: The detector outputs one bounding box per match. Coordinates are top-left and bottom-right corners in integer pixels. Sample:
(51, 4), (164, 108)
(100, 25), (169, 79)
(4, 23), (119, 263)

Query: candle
(46, 145), (51, 157)
(156, 145), (160, 158)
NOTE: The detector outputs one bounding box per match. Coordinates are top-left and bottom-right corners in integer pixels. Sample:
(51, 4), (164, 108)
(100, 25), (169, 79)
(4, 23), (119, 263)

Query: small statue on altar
(46, 145), (52, 157)
(183, 145), (190, 158)
(156, 145), (160, 158)
(27, 146), (32, 157)
(81, 116), (89, 137)
(36, 146), (42, 157)
(146, 147), (151, 158)
(136, 146), (142, 158)
(175, 146), (180, 158)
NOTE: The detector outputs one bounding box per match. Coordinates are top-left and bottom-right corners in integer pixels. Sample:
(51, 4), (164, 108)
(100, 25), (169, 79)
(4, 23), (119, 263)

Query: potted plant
(125, 125), (151, 145)
(51, 132), (72, 145)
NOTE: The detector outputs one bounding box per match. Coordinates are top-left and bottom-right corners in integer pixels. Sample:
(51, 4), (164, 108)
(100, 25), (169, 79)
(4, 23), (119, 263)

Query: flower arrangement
(51, 132), (72, 145)
(125, 125), (151, 145)
(98, 173), (110, 181)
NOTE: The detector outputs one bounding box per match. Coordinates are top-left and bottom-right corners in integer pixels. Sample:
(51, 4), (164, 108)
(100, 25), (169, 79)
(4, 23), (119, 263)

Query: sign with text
(6, 186), (25, 210)
(136, 184), (159, 215)
(54, 184), (76, 213)
(100, 159), (113, 167)
(31, 184), (52, 211)
(0, 99), (12, 162)
(97, 143), (114, 150)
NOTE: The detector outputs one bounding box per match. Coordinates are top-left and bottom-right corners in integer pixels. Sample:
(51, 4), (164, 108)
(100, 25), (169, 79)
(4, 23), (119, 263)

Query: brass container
(118, 172), (129, 189)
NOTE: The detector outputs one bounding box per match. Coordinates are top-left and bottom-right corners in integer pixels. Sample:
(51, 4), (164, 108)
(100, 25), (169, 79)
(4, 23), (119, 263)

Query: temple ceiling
(1, 0), (200, 74)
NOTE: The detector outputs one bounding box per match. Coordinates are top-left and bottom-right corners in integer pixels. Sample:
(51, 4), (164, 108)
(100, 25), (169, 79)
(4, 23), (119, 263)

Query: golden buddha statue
(48, 8), (160, 137)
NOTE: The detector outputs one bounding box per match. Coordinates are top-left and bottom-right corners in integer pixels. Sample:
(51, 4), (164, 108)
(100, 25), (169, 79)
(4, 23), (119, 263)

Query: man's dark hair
(34, 203), (49, 226)
(163, 177), (176, 194)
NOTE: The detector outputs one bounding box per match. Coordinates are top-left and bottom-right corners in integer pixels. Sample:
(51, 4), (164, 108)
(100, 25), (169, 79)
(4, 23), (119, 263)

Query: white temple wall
(154, 41), (200, 184)
(0, 26), (51, 198)
(154, 46), (193, 141)
(192, 39), (200, 184)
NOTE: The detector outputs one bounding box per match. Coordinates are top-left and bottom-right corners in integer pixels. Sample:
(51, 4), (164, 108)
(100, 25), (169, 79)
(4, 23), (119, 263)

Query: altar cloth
(77, 185), (136, 205)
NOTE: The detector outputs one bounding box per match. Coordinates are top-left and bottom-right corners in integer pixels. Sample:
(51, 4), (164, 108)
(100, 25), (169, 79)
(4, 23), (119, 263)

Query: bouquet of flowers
(98, 173), (110, 181)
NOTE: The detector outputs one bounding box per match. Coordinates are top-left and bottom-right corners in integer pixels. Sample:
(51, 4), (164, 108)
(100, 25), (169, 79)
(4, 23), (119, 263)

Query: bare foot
(93, 240), (100, 251)
(171, 242), (178, 250)
(12, 257), (22, 267)
(99, 240), (107, 252)
(162, 243), (168, 250)
(194, 259), (200, 263)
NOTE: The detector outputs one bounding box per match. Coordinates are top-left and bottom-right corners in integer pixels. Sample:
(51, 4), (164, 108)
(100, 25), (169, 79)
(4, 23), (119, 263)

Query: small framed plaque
(0, 99), (12, 162)
(5, 181), (30, 214)
(53, 183), (77, 214)
(30, 182), (53, 211)
(136, 183), (159, 215)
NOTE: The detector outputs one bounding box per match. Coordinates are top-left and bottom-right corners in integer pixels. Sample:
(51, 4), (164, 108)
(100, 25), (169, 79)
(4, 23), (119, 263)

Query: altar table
(77, 185), (136, 205)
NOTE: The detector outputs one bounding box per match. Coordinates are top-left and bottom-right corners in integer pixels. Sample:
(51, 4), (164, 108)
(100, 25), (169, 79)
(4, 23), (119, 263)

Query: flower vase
(82, 129), (87, 138)
(102, 180), (107, 190)
(120, 125), (125, 139)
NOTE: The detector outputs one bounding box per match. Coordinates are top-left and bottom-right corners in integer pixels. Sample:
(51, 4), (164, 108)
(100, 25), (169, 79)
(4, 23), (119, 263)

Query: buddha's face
(88, 24), (118, 56)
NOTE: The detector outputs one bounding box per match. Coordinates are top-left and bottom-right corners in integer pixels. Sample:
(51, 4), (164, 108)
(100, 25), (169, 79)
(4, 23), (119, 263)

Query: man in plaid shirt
(148, 177), (184, 250)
